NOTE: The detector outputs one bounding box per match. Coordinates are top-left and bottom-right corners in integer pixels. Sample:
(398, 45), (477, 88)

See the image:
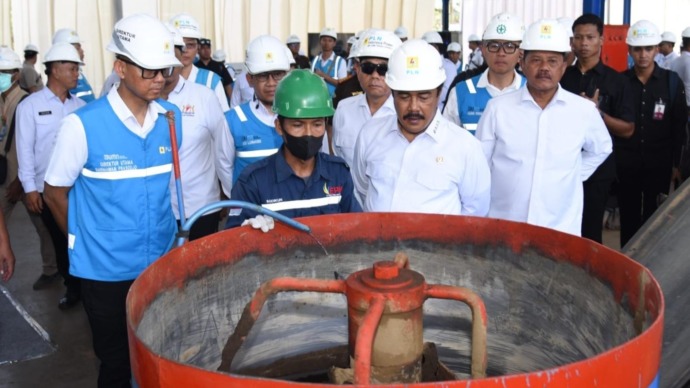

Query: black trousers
(178, 210), (221, 241)
(617, 154), (672, 248)
(81, 278), (134, 388)
(39, 195), (80, 297)
(581, 178), (612, 244)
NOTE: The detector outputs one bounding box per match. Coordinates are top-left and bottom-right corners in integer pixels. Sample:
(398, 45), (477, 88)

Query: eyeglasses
(485, 41), (519, 54)
(252, 71), (287, 82)
(360, 62), (388, 76)
(118, 57), (174, 79)
(185, 42), (198, 51)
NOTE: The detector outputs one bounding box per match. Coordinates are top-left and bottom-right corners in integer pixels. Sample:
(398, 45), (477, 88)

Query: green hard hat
(272, 69), (335, 118)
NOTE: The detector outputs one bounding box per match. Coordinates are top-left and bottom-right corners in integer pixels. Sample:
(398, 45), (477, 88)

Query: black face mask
(283, 131), (324, 160)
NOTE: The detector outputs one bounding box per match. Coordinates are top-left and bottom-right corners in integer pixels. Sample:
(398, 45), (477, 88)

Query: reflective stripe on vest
(206, 72), (214, 88)
(233, 105), (247, 122)
(75, 90), (94, 98)
(81, 164), (172, 180)
(463, 123), (478, 131)
(262, 195), (342, 212)
(236, 148), (279, 158)
(465, 78), (477, 94)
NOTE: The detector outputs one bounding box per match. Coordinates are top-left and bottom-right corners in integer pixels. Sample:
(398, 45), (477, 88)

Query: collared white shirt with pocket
(332, 93), (396, 167)
(352, 111), (491, 216)
(476, 85), (612, 236)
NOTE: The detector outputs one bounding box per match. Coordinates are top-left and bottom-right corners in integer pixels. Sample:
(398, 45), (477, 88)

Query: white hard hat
(683, 27), (690, 38)
(164, 22), (185, 47)
(385, 39), (446, 91)
(394, 26), (408, 39)
(447, 42), (462, 52)
(286, 34), (301, 44)
(43, 42), (83, 64)
(520, 19), (571, 52)
(245, 35), (291, 74)
(107, 14), (181, 69)
(557, 17), (575, 38)
(169, 13), (203, 40)
(212, 49), (226, 62)
(284, 46), (296, 65)
(421, 31), (443, 45)
(356, 29), (402, 59)
(24, 43), (39, 53)
(484, 12), (525, 41)
(0, 47), (22, 70)
(468, 34), (481, 42)
(52, 28), (81, 44)
(320, 27), (337, 40)
(626, 20), (661, 46)
(347, 36), (357, 45)
(660, 31), (677, 43)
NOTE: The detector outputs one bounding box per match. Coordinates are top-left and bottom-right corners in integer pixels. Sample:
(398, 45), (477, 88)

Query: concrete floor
(0, 206), (622, 387)
(0, 208), (97, 387)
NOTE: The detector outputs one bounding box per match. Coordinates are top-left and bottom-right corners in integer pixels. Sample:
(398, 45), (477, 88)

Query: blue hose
(175, 200), (311, 247)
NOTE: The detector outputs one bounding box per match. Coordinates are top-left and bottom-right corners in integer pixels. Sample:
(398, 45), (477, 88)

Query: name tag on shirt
(653, 99), (665, 121)
(38, 111), (52, 116)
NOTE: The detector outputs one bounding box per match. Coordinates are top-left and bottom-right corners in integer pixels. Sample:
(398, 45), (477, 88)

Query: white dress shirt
(441, 57), (461, 106)
(187, 65), (230, 112)
(352, 111), (491, 216)
(45, 86), (167, 188)
(467, 48), (484, 70)
(229, 70), (254, 109)
(655, 51), (680, 69)
(443, 69), (523, 127)
(332, 93), (395, 167)
(475, 85), (612, 236)
(668, 51), (690, 106)
(167, 76), (234, 218)
(16, 87), (85, 193)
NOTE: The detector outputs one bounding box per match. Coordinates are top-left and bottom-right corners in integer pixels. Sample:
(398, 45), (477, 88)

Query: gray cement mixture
(136, 240), (636, 380)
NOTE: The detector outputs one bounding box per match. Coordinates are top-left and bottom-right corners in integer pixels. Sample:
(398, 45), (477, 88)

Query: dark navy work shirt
(225, 148), (362, 228)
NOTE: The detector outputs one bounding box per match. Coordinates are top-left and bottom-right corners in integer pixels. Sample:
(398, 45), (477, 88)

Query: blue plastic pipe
(175, 200), (311, 247)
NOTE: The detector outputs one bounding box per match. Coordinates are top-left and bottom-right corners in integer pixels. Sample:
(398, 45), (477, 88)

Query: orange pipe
(426, 284), (488, 379)
(248, 277), (346, 319)
(353, 295), (386, 385)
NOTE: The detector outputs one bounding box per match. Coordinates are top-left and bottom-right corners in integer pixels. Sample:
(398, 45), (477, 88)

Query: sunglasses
(118, 56), (174, 79)
(360, 62), (388, 76)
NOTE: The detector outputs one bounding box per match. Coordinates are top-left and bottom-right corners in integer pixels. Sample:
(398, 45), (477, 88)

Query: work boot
(32, 273), (60, 290)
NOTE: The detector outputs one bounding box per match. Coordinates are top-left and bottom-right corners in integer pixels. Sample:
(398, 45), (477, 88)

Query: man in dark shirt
(226, 70), (361, 231)
(560, 14), (635, 243)
(286, 34), (311, 70)
(195, 38), (234, 100)
(619, 20), (687, 247)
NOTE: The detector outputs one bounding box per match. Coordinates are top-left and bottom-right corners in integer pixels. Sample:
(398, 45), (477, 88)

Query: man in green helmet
(225, 70), (362, 231)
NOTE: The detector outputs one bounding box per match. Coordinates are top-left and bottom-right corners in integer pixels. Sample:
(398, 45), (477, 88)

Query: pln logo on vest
(181, 104), (195, 117)
(159, 146), (172, 154)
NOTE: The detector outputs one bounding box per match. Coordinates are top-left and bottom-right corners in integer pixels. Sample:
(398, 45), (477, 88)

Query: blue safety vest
(71, 71), (95, 103)
(455, 74), (526, 135)
(195, 67), (221, 91)
(225, 103), (283, 183)
(68, 97), (182, 281)
(311, 54), (343, 97)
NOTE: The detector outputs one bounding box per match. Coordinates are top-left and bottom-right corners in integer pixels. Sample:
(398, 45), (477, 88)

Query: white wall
(0, 0), (435, 95)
